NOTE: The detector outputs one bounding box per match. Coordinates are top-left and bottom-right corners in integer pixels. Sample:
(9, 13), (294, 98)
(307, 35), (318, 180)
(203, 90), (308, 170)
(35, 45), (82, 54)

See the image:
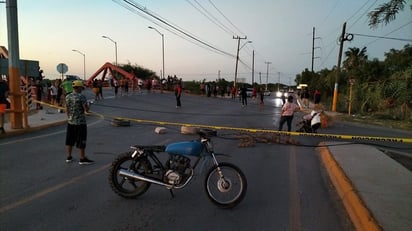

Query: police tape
(110, 115), (412, 144)
(33, 100), (412, 144)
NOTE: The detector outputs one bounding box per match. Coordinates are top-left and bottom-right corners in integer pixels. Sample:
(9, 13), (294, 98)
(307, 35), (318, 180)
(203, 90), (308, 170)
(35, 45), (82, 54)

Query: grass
(337, 114), (412, 131)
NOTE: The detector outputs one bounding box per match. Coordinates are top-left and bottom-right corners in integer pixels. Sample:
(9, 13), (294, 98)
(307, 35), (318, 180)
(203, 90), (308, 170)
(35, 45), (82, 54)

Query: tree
(121, 62), (156, 80)
(368, 0), (410, 28)
(343, 47), (368, 71)
(383, 44), (412, 74)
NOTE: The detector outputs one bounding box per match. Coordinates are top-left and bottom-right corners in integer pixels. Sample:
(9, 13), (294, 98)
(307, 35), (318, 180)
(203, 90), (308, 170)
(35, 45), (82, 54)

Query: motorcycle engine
(164, 155), (191, 185)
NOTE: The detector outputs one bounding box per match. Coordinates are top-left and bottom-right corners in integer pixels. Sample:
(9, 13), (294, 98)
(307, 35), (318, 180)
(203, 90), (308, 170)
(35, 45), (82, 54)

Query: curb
(317, 142), (381, 231)
(0, 120), (67, 138)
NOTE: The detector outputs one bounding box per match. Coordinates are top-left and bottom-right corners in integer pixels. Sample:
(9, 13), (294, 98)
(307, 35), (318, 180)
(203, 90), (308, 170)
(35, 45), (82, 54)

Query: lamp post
(148, 26), (165, 79)
(233, 38), (251, 87)
(72, 49), (86, 81)
(264, 61), (271, 90)
(102, 35), (118, 68)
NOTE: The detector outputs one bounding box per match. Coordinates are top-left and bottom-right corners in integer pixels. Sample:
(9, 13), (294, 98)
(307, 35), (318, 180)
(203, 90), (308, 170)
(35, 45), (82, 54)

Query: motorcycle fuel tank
(165, 141), (203, 156)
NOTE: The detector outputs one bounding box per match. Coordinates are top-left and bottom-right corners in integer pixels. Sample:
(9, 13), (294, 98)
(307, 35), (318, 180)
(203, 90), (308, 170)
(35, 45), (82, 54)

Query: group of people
(33, 77), (76, 110)
(300, 88), (321, 108)
(279, 88), (322, 133)
(2, 73), (321, 165)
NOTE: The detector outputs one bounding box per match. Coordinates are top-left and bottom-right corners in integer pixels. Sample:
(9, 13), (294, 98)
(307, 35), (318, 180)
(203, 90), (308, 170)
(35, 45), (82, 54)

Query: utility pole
(264, 61), (271, 90)
(233, 36), (247, 87)
(332, 22), (350, 112)
(311, 27), (321, 72)
(277, 72), (280, 91)
(7, 0), (23, 129)
(251, 50), (255, 85)
(148, 26), (165, 79)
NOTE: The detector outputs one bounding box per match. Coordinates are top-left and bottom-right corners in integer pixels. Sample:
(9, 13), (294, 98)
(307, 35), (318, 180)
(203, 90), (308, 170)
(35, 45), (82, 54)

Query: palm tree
(343, 47), (368, 71)
(368, 0), (409, 28)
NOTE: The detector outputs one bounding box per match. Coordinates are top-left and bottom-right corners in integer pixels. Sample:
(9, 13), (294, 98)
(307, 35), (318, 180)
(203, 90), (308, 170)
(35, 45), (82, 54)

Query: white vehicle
(275, 91), (288, 98)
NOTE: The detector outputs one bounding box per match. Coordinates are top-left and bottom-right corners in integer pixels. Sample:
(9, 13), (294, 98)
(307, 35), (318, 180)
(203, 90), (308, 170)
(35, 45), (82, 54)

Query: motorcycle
(296, 110), (321, 133)
(108, 129), (247, 209)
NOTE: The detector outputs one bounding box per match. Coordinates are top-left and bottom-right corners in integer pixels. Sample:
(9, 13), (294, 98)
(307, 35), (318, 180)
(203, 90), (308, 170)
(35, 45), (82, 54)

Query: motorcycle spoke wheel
(108, 152), (151, 199)
(205, 162), (247, 209)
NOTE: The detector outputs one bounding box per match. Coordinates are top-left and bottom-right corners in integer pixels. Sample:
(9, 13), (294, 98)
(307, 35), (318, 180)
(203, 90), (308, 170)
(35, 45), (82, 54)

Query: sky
(1, 0), (411, 85)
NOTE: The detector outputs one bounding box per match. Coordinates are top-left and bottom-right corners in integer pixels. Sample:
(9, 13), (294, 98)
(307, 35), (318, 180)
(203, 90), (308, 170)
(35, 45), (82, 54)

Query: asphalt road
(4, 88), (409, 230)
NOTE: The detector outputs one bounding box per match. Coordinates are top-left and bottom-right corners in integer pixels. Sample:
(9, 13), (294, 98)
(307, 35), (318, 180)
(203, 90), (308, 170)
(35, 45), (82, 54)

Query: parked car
(263, 90), (271, 96)
(65, 75), (81, 81)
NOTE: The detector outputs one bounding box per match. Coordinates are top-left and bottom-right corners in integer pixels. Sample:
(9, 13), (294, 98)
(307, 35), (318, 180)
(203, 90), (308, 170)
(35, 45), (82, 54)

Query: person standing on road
(252, 87), (257, 101)
(314, 89), (321, 104)
(49, 83), (58, 105)
(92, 79), (100, 100)
(175, 82), (182, 108)
(65, 80), (94, 165)
(98, 79), (104, 99)
(240, 85), (248, 107)
(231, 85), (236, 99)
(113, 78), (119, 97)
(278, 95), (300, 132)
(259, 87), (264, 110)
(281, 93), (286, 105)
(0, 77), (9, 134)
(55, 79), (63, 107)
(301, 88), (310, 108)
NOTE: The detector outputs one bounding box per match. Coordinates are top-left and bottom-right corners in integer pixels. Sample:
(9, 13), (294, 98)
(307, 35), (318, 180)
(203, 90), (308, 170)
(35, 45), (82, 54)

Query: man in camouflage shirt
(65, 80), (94, 165)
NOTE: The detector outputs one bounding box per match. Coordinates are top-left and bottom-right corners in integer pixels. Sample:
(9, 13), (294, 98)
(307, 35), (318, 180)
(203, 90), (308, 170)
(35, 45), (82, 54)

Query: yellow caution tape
(110, 115), (412, 144)
(33, 100), (412, 144)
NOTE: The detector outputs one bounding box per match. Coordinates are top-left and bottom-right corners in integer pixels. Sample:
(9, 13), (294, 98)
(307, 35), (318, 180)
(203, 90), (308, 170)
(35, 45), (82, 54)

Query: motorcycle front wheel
(204, 162), (247, 209)
(108, 152), (152, 199)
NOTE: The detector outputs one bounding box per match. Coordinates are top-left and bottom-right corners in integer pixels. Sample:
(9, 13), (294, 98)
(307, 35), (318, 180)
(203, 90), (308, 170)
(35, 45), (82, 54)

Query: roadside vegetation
(296, 44), (411, 130)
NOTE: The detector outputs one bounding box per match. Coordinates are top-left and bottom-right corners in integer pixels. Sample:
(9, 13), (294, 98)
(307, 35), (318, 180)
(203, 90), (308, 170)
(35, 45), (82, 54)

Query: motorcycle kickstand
(169, 189), (175, 198)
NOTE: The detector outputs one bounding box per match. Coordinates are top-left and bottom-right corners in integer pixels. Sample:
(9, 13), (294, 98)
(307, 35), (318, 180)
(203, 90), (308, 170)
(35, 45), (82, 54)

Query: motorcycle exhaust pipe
(118, 169), (172, 188)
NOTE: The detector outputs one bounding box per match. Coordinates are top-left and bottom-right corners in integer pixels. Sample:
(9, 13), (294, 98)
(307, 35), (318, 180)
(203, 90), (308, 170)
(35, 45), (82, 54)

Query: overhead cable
(186, 0), (237, 36)
(116, 0), (236, 59)
(208, 0), (246, 37)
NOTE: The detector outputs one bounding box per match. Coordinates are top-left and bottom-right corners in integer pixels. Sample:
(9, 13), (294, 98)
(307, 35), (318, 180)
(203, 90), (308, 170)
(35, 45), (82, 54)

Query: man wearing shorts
(65, 80), (94, 165)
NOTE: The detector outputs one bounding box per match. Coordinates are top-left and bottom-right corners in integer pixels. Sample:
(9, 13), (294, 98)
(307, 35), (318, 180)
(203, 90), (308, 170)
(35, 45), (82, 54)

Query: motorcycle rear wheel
(109, 152), (152, 199)
(204, 162), (247, 209)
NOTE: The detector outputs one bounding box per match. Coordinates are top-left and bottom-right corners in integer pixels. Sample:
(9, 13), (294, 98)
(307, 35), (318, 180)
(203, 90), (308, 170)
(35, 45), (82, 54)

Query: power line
(208, 0), (246, 37)
(346, 0), (374, 25)
(351, 33), (412, 42)
(347, 0), (378, 31)
(319, 0), (340, 27)
(186, 0), (237, 36)
(116, 0), (236, 59)
(361, 20), (412, 46)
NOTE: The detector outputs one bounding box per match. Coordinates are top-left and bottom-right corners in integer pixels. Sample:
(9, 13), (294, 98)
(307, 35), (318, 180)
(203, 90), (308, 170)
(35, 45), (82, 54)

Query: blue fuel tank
(165, 141), (203, 156)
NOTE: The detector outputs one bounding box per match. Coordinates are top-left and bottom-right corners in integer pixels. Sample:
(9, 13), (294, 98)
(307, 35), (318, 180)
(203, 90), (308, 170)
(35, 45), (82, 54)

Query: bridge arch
(85, 62), (139, 87)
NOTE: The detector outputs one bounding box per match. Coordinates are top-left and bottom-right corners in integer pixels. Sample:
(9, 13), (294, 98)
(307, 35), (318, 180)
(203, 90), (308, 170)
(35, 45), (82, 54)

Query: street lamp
(234, 39), (252, 87)
(72, 49), (86, 81)
(102, 35), (118, 68)
(148, 26), (165, 79)
(265, 61), (271, 91)
(240, 40), (252, 50)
